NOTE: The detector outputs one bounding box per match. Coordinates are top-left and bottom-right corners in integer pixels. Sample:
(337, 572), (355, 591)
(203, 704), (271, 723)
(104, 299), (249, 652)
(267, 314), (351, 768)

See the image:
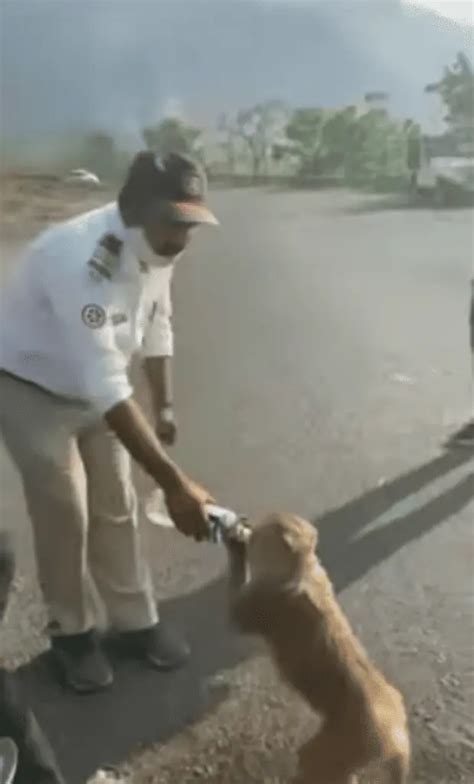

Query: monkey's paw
(224, 521), (252, 545)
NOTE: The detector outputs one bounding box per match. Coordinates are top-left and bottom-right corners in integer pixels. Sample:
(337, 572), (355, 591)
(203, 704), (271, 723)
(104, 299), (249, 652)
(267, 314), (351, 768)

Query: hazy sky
(1, 0), (472, 146)
(405, 0), (473, 25)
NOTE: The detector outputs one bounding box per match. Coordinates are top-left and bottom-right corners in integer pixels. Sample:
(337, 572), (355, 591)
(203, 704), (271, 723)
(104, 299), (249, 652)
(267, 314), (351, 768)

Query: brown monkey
(224, 513), (410, 784)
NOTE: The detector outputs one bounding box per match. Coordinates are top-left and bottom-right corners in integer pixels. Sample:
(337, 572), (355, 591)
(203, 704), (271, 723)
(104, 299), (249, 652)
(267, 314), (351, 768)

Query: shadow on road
(316, 448), (474, 591)
(15, 448), (473, 783)
(16, 580), (253, 784)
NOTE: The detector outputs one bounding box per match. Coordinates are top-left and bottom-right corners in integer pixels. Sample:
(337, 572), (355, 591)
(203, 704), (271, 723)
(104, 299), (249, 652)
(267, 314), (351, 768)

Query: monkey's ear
(282, 530), (298, 551)
(300, 525), (318, 554)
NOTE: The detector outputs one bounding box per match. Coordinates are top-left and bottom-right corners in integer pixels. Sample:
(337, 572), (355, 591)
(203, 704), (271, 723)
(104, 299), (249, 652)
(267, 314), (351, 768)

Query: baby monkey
(224, 513), (410, 784)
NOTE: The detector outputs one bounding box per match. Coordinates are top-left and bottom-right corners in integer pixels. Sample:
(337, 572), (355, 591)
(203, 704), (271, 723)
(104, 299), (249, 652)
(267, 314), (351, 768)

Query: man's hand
(156, 405), (177, 446)
(105, 397), (214, 542)
(164, 479), (214, 541)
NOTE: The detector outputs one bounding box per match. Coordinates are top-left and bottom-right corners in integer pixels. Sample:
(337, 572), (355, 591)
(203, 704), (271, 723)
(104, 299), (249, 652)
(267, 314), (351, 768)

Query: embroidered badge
(82, 304), (106, 329)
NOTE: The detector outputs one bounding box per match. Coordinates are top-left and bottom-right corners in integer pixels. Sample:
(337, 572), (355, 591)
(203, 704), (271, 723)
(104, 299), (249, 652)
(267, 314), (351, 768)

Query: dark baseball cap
(119, 151), (218, 226)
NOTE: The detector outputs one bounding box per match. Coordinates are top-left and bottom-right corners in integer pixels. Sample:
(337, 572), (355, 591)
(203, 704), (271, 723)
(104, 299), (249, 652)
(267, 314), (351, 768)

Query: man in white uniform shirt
(0, 152), (218, 693)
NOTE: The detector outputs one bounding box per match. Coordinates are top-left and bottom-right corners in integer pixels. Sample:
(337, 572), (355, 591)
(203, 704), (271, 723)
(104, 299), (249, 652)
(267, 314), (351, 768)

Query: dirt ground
(0, 174), (473, 784)
(0, 172), (114, 242)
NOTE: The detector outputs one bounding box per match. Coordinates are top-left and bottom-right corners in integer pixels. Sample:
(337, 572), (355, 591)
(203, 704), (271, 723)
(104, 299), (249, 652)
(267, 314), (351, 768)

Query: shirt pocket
(109, 308), (136, 356)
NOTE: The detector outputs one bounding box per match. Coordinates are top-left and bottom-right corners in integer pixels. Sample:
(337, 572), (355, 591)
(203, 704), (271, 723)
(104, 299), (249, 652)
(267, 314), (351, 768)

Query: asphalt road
(1, 188), (473, 783)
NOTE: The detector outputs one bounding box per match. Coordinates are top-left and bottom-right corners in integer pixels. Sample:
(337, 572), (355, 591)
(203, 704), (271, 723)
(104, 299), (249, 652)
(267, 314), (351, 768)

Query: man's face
(143, 214), (197, 258)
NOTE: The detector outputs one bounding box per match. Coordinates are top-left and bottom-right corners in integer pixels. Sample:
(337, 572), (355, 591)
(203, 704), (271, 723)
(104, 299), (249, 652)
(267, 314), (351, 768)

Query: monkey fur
(224, 513), (410, 784)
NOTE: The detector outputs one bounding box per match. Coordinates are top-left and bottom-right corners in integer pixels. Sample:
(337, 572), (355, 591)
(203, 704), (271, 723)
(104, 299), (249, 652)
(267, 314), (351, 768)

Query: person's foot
(118, 623), (191, 671)
(444, 420), (474, 449)
(50, 630), (113, 693)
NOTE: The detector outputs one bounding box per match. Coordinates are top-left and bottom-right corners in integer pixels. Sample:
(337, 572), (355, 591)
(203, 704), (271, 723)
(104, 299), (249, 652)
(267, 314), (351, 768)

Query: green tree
(143, 118), (202, 158)
(285, 108), (327, 174)
(426, 52), (474, 131)
(283, 106), (358, 176)
(404, 119), (422, 172)
(217, 113), (238, 174)
(320, 106), (358, 175)
(346, 109), (407, 187)
(236, 101), (288, 177)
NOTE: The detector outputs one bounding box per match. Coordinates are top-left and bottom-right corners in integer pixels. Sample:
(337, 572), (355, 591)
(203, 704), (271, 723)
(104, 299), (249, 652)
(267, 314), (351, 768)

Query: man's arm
(144, 356), (173, 411)
(105, 396), (181, 490)
(142, 269), (177, 443)
(144, 356), (177, 445)
(105, 397), (211, 540)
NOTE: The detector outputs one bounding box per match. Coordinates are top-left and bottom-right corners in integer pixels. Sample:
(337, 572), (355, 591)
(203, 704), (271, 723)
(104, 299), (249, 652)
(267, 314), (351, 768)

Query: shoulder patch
(88, 234), (123, 281)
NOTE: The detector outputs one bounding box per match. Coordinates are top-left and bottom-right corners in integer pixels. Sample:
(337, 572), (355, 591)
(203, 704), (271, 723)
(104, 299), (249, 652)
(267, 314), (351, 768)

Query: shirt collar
(106, 202), (126, 243)
(105, 203), (151, 274)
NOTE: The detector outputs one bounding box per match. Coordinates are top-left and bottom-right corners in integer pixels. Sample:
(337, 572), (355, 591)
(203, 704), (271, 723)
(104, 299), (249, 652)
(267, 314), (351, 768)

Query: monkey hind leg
(384, 750), (410, 784)
(293, 726), (363, 784)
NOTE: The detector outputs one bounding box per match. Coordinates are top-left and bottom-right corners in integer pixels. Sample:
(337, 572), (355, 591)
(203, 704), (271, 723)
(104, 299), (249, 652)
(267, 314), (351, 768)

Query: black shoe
(444, 420), (474, 449)
(51, 630), (113, 693)
(118, 623), (191, 671)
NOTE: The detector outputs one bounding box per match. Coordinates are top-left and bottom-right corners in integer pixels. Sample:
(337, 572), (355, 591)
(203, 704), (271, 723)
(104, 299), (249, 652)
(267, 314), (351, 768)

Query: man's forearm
(144, 356), (173, 411)
(105, 397), (183, 491)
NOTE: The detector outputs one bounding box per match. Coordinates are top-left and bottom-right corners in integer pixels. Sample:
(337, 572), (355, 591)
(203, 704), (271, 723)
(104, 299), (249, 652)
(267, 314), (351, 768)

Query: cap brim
(161, 201), (219, 226)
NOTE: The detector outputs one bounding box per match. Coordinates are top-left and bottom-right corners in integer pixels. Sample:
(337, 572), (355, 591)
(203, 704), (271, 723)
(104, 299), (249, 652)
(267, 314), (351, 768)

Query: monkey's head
(247, 513), (318, 583)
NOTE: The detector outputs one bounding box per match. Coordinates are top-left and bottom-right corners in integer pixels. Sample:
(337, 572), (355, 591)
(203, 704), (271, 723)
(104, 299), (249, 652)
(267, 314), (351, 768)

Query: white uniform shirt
(0, 203), (174, 415)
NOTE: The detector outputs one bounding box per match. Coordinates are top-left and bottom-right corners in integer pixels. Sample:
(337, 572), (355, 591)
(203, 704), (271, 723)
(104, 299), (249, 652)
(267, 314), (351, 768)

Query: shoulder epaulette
(88, 234), (123, 281)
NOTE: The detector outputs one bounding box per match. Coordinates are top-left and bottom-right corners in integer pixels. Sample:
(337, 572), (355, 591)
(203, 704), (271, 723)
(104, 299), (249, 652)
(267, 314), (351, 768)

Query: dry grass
(0, 172), (113, 241)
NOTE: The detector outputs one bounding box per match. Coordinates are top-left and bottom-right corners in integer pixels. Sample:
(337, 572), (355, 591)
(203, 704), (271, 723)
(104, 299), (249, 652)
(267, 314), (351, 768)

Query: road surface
(0, 188), (473, 783)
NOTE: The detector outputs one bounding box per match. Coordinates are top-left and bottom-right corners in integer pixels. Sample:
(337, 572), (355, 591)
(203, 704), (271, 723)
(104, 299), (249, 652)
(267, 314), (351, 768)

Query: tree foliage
(426, 52), (474, 131)
(345, 109), (407, 184)
(143, 118), (202, 158)
(284, 105), (407, 186)
(235, 101), (288, 176)
(285, 108), (327, 173)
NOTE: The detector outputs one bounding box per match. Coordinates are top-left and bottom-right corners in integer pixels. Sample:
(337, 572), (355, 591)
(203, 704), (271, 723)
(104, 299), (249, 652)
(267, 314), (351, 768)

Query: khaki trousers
(0, 372), (158, 635)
